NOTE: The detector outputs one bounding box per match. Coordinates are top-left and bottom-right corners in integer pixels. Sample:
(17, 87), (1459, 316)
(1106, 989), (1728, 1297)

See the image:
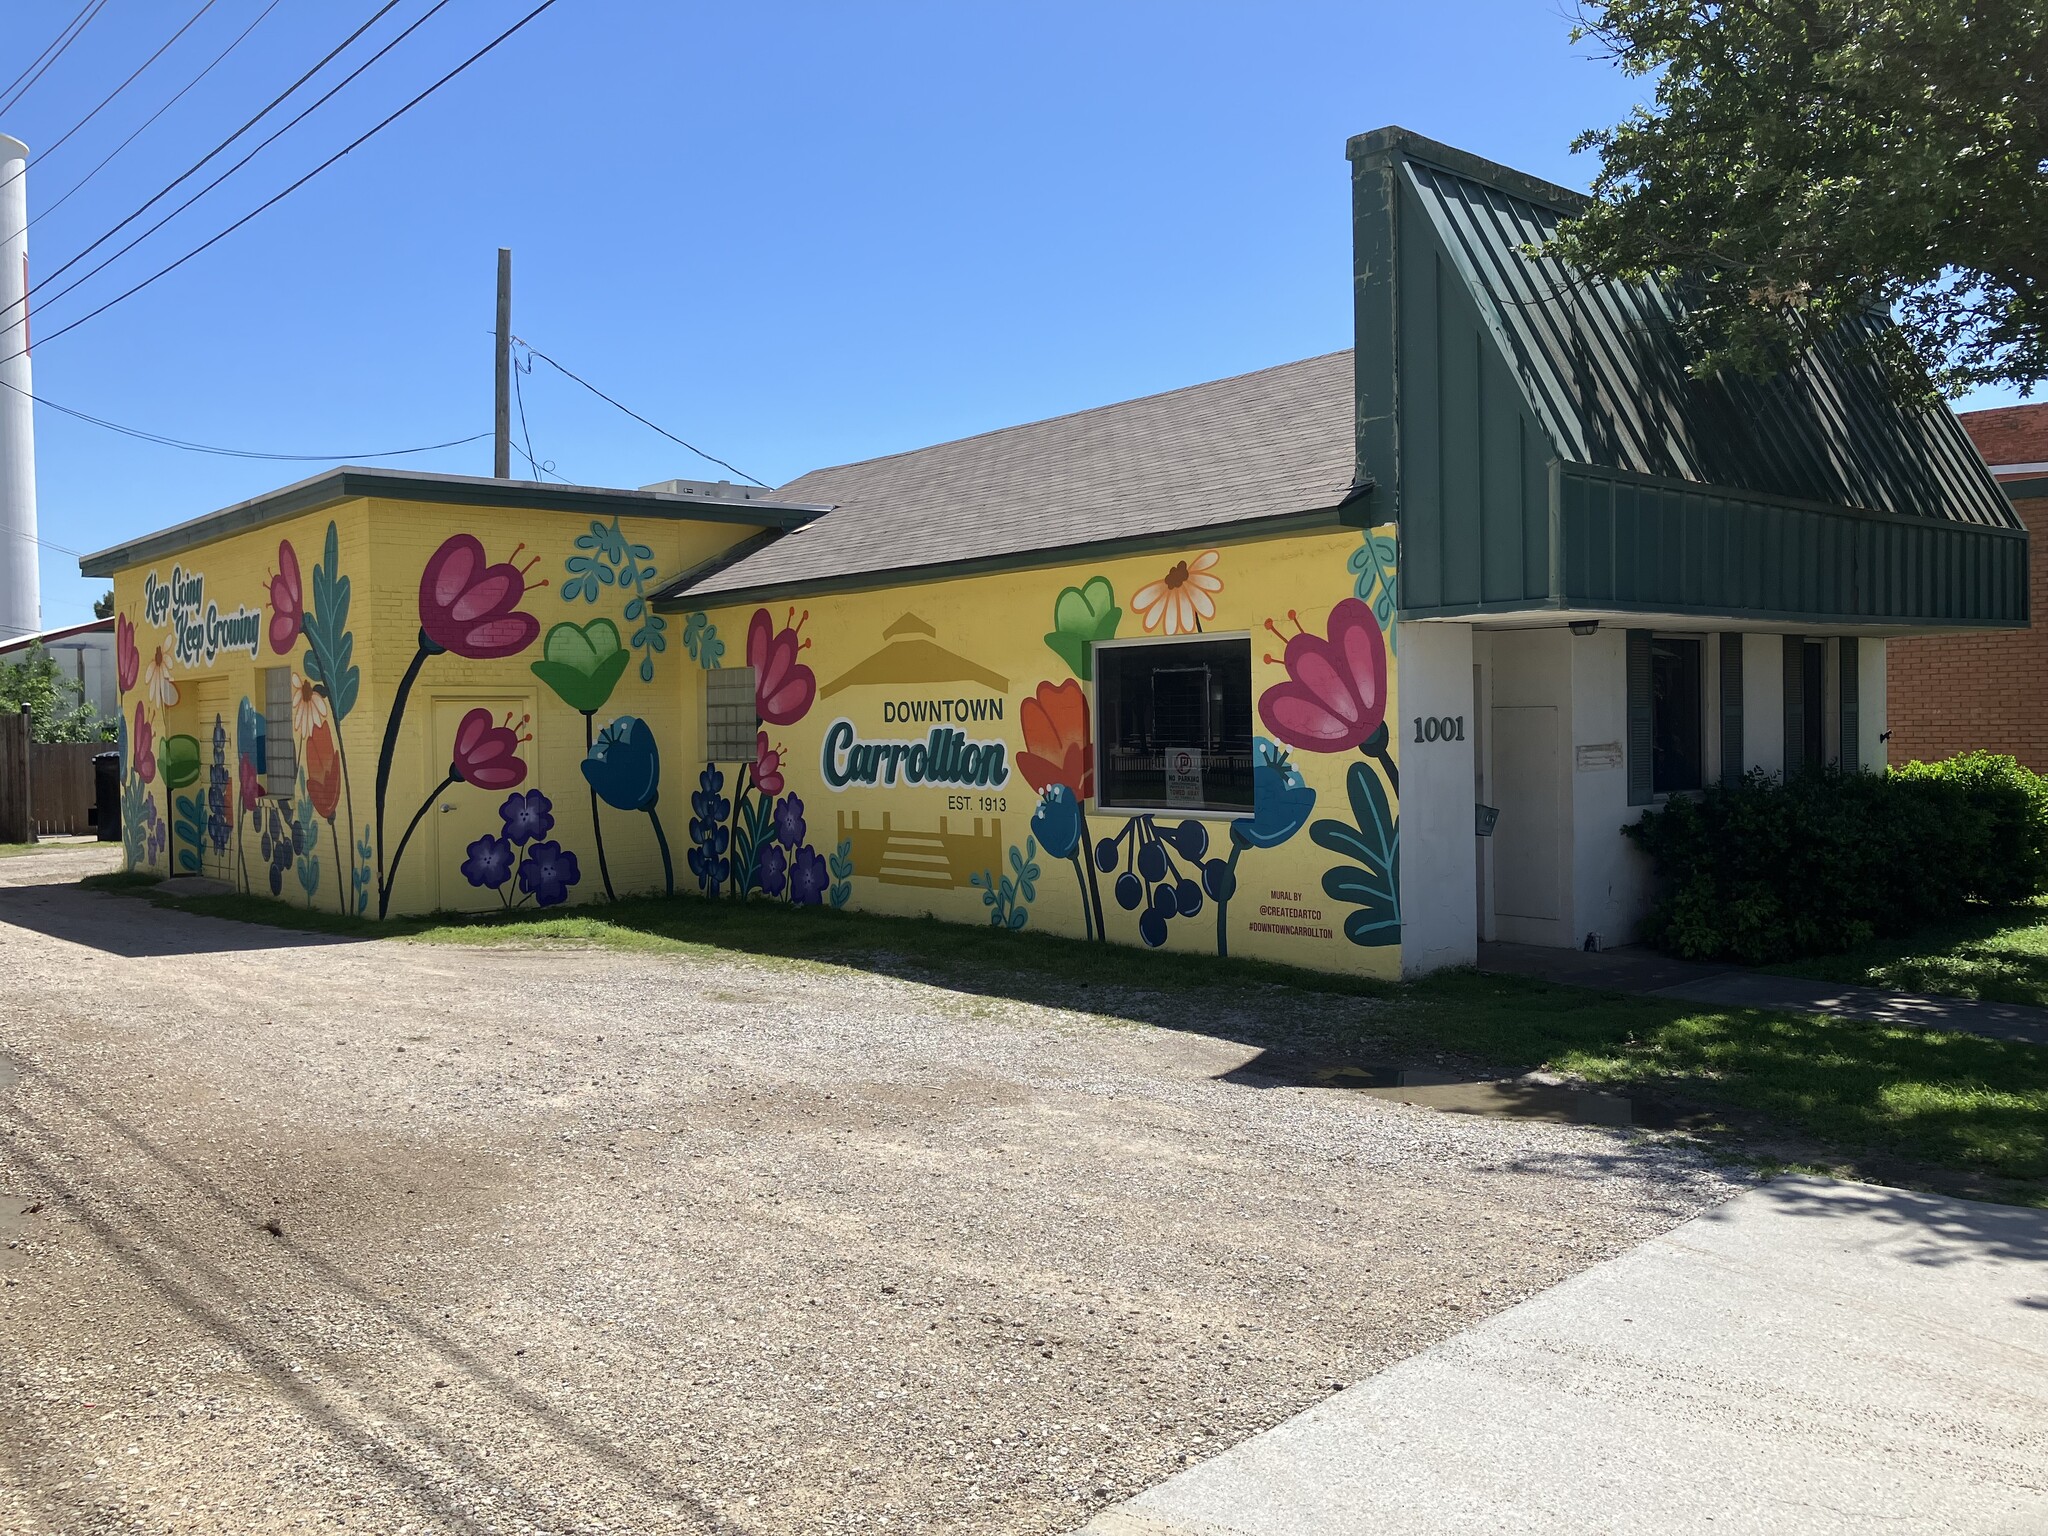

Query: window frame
(1090, 629), (1255, 821)
(704, 665), (758, 762)
(261, 665), (296, 798)
(1647, 632), (1706, 798)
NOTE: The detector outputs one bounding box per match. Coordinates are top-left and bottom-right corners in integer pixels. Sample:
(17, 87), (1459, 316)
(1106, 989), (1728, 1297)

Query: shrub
(1624, 754), (2048, 964)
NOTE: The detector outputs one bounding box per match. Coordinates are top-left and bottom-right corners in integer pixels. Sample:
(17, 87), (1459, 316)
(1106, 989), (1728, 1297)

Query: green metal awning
(1347, 128), (2027, 629)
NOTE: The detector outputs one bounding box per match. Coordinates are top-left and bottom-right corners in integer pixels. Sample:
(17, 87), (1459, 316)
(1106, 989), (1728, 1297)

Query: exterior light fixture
(1569, 620), (1600, 637)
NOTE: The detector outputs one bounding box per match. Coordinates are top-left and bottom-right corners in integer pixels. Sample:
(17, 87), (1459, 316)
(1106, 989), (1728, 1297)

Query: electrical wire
(512, 337), (769, 487)
(0, 374), (489, 461)
(0, 0), (564, 370)
(19, 0), (459, 329)
(0, 0), (110, 118)
(0, 1), (98, 109)
(0, 0), (224, 196)
(509, 347), (563, 480)
(28, 0), (284, 234)
(25, 0), (407, 302)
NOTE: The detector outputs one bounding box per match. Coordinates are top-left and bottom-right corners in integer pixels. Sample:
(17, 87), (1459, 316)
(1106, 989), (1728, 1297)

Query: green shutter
(1719, 633), (1744, 786)
(1627, 628), (1653, 806)
(1839, 637), (1860, 774)
(1782, 635), (1805, 777)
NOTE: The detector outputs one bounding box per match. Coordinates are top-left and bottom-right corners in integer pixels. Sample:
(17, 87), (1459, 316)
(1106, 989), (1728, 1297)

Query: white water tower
(0, 133), (37, 641)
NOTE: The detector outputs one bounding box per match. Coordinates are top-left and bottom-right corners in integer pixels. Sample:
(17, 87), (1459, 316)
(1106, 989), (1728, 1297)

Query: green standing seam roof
(1350, 127), (2027, 629)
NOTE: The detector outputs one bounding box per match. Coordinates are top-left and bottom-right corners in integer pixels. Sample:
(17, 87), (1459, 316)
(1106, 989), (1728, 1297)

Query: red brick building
(1886, 404), (2048, 769)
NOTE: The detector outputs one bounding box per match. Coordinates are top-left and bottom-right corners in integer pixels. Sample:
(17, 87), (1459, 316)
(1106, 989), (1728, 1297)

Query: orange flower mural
(1132, 550), (1223, 635)
(305, 722), (342, 823)
(1016, 679), (1093, 798)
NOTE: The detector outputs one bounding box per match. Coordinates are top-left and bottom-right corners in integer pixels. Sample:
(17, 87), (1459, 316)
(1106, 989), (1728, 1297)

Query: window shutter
(1719, 633), (1743, 786)
(1839, 636), (1860, 773)
(1782, 635), (1804, 777)
(1626, 628), (1653, 806)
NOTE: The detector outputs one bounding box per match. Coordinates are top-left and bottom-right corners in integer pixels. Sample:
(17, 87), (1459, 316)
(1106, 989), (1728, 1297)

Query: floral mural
(1258, 597), (1399, 947)
(461, 790), (583, 908)
(376, 533), (543, 915)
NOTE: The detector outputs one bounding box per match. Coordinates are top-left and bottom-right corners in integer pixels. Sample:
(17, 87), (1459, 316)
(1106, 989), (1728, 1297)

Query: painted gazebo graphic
(819, 612), (1011, 890)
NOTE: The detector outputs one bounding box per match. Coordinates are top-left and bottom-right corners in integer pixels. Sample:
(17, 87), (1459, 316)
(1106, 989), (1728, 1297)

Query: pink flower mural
(1257, 598), (1389, 755)
(267, 540), (303, 655)
(747, 606), (816, 726)
(420, 535), (545, 659)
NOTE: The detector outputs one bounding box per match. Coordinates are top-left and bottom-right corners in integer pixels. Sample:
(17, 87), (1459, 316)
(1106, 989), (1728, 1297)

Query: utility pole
(494, 247), (511, 478)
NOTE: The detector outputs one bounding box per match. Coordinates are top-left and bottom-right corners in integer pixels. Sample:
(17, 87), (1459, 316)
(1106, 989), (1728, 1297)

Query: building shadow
(0, 878), (368, 958)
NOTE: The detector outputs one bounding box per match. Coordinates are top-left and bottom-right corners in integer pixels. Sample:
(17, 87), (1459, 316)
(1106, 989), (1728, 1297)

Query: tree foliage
(1554, 1), (2048, 398)
(0, 643), (113, 743)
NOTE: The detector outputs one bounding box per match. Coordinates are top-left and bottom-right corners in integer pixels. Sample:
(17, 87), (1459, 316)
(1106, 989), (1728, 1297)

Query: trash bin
(93, 751), (120, 841)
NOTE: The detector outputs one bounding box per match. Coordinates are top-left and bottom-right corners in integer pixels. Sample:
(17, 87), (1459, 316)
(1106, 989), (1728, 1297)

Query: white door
(1491, 705), (1561, 922)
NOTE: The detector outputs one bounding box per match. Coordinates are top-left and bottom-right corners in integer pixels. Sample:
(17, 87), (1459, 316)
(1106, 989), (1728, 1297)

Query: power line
(0, 0), (224, 196)
(0, 374), (488, 461)
(0, 1), (96, 108)
(28, 0), (284, 234)
(24, 0), (407, 303)
(0, 0), (564, 370)
(513, 337), (770, 487)
(19, 0), (458, 332)
(509, 347), (560, 479)
(0, 0), (110, 118)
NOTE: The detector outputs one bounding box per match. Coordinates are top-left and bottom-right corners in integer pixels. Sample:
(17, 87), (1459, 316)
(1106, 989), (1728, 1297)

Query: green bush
(1625, 753), (2048, 964)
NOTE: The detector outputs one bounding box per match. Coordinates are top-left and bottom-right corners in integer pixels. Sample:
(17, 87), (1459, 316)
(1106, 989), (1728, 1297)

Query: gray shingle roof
(673, 351), (1356, 599)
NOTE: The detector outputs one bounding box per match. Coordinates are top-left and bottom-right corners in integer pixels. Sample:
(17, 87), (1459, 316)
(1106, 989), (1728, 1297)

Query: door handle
(440, 803), (456, 812)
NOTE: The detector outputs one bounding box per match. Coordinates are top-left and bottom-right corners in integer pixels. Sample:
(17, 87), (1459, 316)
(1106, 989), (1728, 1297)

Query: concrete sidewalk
(1076, 1178), (2048, 1536)
(1480, 940), (2048, 1046)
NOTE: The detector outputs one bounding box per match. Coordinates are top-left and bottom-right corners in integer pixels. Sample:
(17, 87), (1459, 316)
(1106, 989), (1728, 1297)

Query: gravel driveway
(0, 846), (1739, 1534)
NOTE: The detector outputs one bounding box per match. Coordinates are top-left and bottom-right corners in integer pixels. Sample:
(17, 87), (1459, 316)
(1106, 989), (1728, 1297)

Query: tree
(1552, 2), (2048, 399)
(0, 644), (113, 743)
(92, 588), (113, 619)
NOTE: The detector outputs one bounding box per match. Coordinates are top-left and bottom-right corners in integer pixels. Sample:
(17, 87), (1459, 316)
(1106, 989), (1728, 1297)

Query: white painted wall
(1569, 628), (1655, 949)
(1394, 621), (1477, 975)
(1743, 633), (1785, 776)
(1486, 627), (1574, 947)
(1860, 640), (1888, 772)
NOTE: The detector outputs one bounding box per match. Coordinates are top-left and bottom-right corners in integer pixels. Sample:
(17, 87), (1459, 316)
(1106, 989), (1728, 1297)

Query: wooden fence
(31, 741), (101, 836)
(0, 710), (24, 843)
(0, 715), (105, 840)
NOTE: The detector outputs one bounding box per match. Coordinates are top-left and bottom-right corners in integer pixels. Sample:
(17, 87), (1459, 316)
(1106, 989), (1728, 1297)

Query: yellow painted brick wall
(111, 496), (748, 917)
(695, 523), (1404, 979)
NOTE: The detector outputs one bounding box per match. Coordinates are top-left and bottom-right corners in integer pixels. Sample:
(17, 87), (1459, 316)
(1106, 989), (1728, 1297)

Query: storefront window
(1094, 636), (1254, 814)
(1650, 637), (1703, 793)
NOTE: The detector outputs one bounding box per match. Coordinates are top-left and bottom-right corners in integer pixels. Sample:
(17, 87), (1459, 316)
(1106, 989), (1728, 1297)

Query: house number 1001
(1413, 715), (1466, 743)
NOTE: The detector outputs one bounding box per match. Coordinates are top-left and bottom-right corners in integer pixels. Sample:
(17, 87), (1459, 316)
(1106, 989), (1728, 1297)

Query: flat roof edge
(78, 466), (830, 577)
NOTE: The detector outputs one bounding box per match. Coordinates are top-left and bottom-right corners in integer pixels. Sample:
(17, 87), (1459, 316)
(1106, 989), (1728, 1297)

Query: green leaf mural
(162, 733), (202, 791)
(1311, 761), (1401, 946)
(1347, 529), (1398, 652)
(303, 522), (360, 723)
(1043, 577), (1121, 681)
(530, 618), (631, 714)
(173, 791), (205, 874)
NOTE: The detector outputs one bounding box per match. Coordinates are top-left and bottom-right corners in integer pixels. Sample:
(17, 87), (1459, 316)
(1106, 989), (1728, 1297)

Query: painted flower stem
(1215, 844), (1244, 956)
(372, 634), (439, 904)
(380, 772), (455, 918)
(1070, 852), (1095, 941)
(326, 816), (345, 915)
(648, 802), (674, 896)
(1077, 805), (1106, 942)
(583, 712), (618, 901)
(1363, 728), (1399, 796)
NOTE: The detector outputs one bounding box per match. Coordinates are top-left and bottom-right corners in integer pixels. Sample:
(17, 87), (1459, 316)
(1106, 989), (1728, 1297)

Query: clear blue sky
(5, 1), (2019, 629)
